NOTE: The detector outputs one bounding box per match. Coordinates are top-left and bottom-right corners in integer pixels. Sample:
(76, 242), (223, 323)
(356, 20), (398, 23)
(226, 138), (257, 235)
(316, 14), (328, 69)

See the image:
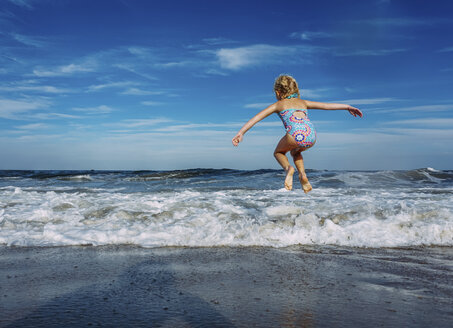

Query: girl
(232, 74), (363, 193)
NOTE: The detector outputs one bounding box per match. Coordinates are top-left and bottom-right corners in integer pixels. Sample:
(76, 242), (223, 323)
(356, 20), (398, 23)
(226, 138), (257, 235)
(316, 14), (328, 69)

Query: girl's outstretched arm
(232, 104), (277, 146)
(304, 100), (363, 117)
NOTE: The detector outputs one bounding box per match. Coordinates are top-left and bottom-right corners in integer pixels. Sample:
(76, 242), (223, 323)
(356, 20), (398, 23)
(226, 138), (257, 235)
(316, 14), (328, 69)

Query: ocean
(0, 168), (452, 248)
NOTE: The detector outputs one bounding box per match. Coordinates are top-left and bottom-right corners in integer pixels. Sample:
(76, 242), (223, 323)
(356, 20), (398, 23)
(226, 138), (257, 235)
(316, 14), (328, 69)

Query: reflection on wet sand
(1, 245), (452, 327)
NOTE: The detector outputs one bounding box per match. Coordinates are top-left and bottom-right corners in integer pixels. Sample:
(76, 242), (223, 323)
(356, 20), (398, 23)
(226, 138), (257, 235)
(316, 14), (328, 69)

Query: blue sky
(0, 0), (452, 170)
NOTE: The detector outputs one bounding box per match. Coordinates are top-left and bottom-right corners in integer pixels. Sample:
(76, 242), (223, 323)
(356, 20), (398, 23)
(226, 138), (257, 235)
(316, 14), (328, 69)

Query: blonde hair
(273, 74), (300, 99)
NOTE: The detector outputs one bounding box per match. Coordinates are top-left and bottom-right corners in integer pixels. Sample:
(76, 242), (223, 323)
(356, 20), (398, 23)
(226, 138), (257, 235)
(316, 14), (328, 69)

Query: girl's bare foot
(284, 166), (295, 190)
(299, 174), (312, 193)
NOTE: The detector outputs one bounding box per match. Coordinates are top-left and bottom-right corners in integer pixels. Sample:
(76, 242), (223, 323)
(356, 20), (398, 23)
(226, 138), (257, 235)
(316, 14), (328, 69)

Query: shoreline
(1, 245), (452, 327)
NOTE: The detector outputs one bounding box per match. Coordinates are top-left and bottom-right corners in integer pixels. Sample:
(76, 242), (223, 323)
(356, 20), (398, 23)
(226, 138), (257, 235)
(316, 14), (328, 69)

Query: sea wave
(1, 168), (451, 184)
(1, 182), (452, 248)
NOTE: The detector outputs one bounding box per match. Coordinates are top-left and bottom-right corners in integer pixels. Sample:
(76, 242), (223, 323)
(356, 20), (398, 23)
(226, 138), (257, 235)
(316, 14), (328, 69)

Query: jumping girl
(232, 74), (363, 193)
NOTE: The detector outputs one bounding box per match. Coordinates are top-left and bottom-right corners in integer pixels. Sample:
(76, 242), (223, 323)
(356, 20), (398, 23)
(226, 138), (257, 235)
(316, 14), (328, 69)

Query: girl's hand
(232, 133), (243, 146)
(348, 106), (363, 118)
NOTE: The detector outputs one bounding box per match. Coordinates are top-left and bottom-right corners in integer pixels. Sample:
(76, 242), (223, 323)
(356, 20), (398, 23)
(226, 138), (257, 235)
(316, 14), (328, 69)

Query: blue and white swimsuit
(277, 109), (317, 150)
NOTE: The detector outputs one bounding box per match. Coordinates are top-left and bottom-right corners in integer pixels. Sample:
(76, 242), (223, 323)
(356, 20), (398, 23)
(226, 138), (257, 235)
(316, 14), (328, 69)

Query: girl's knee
(274, 151), (288, 162)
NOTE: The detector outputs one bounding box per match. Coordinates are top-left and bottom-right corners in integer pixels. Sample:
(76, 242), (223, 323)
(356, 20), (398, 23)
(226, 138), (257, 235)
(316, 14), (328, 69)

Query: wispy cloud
(107, 118), (173, 129)
(33, 62), (96, 77)
(0, 54), (21, 64)
(154, 60), (195, 68)
(215, 42), (405, 70)
(335, 48), (407, 56)
(202, 37), (238, 46)
(0, 84), (71, 94)
(201, 68), (229, 76)
(185, 38), (238, 50)
(0, 97), (49, 119)
(216, 44), (300, 70)
(121, 88), (166, 96)
(152, 122), (246, 133)
(0, 10), (16, 26)
(438, 46), (453, 53)
(6, 0), (35, 9)
(16, 133), (64, 141)
(366, 127), (453, 141)
(384, 118), (453, 127)
(331, 98), (396, 105)
(244, 103), (269, 109)
(33, 112), (82, 120)
(114, 63), (157, 80)
(106, 119), (269, 135)
(141, 101), (164, 106)
(301, 88), (329, 99)
(87, 81), (139, 92)
(379, 104), (453, 113)
(289, 31), (333, 41)
(10, 33), (47, 47)
(72, 105), (114, 114)
(14, 122), (49, 130)
(126, 46), (157, 58)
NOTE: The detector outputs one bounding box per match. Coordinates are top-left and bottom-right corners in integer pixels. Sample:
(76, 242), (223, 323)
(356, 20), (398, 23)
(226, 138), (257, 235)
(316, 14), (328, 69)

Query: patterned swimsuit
(277, 109), (317, 150)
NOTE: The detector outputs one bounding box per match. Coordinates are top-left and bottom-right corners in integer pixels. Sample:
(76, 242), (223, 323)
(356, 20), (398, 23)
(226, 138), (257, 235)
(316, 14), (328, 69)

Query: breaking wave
(0, 168), (452, 247)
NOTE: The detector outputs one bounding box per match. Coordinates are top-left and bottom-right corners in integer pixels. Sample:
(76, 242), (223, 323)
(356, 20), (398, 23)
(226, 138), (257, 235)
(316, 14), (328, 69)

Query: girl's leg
(274, 134), (297, 190)
(290, 149), (312, 193)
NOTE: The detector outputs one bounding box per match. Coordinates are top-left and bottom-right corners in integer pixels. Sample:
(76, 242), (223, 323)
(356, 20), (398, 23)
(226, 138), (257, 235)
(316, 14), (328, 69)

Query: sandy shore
(1, 245), (452, 327)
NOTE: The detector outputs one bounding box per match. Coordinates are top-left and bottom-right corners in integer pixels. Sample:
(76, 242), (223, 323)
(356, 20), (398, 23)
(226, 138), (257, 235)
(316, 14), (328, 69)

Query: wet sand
(1, 246), (452, 327)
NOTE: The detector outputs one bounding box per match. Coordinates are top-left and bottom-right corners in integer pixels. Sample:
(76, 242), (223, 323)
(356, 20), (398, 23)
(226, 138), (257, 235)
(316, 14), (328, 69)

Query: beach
(1, 245), (452, 327)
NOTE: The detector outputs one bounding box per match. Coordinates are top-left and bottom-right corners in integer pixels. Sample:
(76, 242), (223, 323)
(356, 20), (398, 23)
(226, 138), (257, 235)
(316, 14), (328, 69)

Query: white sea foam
(0, 185), (452, 248)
